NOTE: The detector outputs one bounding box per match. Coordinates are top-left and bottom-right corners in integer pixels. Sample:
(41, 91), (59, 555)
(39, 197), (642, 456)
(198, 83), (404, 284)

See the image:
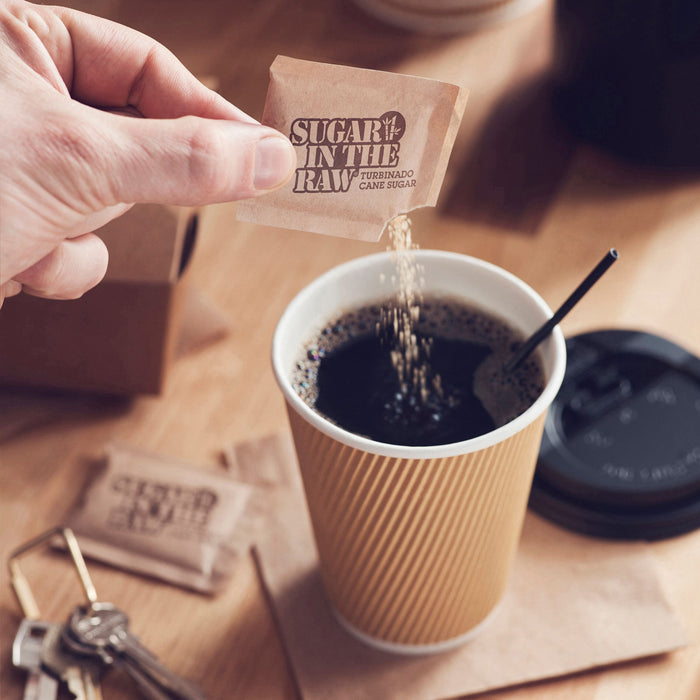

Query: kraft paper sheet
(239, 433), (688, 700)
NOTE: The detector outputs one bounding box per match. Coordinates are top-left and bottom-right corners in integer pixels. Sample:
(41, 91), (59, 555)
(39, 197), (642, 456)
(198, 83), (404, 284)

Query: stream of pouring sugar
(381, 215), (442, 403)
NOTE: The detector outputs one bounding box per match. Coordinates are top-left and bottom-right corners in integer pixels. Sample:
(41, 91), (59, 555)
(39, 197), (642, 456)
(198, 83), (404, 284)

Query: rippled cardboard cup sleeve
(65, 444), (258, 594)
(236, 56), (469, 241)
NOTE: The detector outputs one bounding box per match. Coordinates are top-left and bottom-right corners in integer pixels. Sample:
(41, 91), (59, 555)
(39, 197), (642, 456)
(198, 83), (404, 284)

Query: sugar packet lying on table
(65, 444), (258, 594)
(236, 55), (468, 241)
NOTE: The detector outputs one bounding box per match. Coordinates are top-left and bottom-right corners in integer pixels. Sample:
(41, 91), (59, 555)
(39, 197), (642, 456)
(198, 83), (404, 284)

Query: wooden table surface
(2, 1), (700, 698)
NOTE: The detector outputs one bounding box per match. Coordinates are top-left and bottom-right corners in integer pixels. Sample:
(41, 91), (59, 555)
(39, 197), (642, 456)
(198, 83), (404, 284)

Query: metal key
(62, 602), (205, 700)
(41, 622), (104, 700)
(12, 619), (59, 700)
(8, 528), (98, 618)
(7, 528), (103, 699)
(62, 623), (172, 700)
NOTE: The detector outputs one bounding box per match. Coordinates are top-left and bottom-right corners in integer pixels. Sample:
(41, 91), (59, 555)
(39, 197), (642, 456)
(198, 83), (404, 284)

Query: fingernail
(254, 136), (295, 190)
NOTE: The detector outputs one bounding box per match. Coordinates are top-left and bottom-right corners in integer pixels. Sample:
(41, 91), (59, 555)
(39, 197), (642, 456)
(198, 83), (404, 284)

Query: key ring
(7, 526), (98, 619)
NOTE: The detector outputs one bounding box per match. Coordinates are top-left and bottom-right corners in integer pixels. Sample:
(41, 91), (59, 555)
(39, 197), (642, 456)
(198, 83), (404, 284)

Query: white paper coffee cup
(354, 0), (546, 35)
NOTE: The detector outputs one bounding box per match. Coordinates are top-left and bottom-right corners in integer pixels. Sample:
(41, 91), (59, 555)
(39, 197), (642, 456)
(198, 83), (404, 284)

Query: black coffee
(293, 296), (545, 447)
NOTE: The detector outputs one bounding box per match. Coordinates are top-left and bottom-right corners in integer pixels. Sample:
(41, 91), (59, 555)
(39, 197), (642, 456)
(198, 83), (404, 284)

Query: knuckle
(183, 119), (231, 200)
(127, 44), (166, 107)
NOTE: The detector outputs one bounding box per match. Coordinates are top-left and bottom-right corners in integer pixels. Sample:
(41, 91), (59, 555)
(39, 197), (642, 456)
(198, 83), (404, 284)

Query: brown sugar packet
(236, 55), (468, 241)
(64, 443), (258, 594)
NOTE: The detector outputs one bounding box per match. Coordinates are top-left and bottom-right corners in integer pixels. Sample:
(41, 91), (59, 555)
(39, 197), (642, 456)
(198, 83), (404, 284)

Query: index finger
(50, 4), (256, 123)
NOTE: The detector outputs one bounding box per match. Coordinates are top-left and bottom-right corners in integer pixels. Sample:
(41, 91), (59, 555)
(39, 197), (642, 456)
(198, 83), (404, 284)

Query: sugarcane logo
(290, 111), (407, 193)
(381, 112), (403, 142)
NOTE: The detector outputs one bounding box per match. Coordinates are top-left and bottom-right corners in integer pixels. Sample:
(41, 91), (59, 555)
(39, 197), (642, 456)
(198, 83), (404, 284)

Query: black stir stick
(505, 248), (619, 373)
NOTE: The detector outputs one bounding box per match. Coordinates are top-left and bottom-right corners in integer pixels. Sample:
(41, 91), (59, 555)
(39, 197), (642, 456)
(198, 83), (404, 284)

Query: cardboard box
(0, 204), (198, 395)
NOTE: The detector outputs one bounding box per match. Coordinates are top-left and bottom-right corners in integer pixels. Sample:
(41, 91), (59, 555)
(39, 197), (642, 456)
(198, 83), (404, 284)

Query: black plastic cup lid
(530, 329), (700, 540)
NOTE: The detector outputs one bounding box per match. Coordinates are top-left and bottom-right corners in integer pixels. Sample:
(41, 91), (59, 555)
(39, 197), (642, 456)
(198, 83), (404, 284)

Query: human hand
(0, 0), (296, 307)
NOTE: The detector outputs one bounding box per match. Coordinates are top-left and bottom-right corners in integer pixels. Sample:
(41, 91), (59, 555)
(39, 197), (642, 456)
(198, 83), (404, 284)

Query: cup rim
(272, 250), (566, 459)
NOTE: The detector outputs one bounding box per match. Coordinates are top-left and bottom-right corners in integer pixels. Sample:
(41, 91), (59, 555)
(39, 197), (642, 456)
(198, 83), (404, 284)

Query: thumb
(101, 113), (296, 206)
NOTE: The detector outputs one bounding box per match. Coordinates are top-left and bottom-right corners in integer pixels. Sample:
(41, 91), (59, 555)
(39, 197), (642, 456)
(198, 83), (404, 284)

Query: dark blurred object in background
(354, 0), (545, 35)
(553, 0), (700, 167)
